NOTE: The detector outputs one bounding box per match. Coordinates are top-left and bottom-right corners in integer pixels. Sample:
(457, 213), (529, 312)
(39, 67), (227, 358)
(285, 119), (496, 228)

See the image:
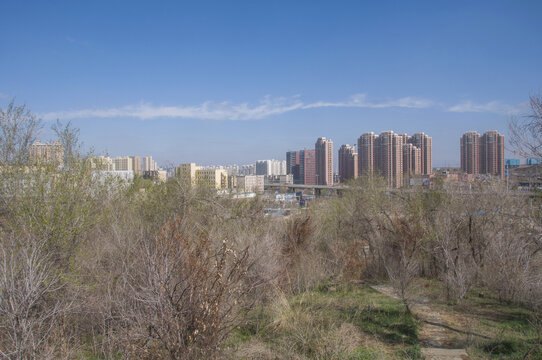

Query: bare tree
(0, 232), (72, 359)
(376, 209), (423, 313)
(476, 188), (542, 308)
(52, 119), (81, 167)
(434, 204), (475, 303)
(509, 93), (542, 158)
(0, 100), (42, 165)
(313, 175), (390, 281)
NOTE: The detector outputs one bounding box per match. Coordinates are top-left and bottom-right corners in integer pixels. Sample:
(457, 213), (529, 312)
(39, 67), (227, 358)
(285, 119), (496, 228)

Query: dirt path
(370, 285), (469, 360)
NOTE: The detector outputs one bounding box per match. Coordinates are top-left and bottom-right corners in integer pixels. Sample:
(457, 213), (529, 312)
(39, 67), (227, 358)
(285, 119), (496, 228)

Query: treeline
(0, 102), (541, 359)
(316, 178), (542, 309)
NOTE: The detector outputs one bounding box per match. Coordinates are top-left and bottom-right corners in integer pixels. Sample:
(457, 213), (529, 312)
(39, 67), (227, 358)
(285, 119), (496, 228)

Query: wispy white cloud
(303, 94), (434, 110)
(43, 97), (304, 121)
(41, 93), (435, 121)
(42, 93), (525, 121)
(0, 92), (8, 99)
(447, 100), (526, 115)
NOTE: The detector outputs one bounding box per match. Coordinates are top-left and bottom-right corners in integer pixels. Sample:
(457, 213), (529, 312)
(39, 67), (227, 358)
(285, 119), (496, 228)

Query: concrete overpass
(264, 183), (346, 196)
(264, 183), (537, 198)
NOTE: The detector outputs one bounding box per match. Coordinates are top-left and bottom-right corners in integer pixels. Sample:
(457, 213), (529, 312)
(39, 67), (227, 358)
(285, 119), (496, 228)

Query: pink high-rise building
(480, 130), (505, 179)
(460, 131), (481, 175)
(315, 137), (334, 185)
(408, 132), (432, 175)
(460, 130), (504, 178)
(338, 144), (358, 183)
(300, 149), (316, 185)
(358, 132), (376, 176)
(375, 131), (403, 188)
(357, 130), (430, 188)
(403, 143), (421, 179)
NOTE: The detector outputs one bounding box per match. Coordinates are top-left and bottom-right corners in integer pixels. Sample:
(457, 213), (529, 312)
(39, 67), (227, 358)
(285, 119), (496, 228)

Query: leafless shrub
(276, 214), (327, 293)
(0, 231), (72, 359)
(237, 228), (281, 306)
(115, 217), (255, 359)
(433, 201), (476, 303)
(341, 241), (369, 282)
(313, 176), (389, 282)
(376, 213), (422, 312)
(482, 230), (536, 305)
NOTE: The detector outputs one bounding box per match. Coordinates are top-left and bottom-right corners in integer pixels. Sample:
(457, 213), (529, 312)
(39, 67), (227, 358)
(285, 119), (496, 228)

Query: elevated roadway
(264, 183), (346, 195)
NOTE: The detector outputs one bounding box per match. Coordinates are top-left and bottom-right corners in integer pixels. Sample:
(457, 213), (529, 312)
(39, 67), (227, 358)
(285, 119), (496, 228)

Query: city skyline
(1, 1), (540, 167)
(39, 128), (515, 173)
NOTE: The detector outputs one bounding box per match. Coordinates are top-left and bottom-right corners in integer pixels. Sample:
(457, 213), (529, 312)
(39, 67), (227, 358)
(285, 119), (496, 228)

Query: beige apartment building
(143, 156), (158, 172)
(113, 156), (133, 171)
(195, 168), (228, 189)
(91, 155), (141, 173)
(236, 175), (265, 193)
(176, 163), (228, 190)
(176, 163), (201, 187)
(30, 141), (64, 165)
(131, 156), (141, 175)
(90, 156), (114, 171)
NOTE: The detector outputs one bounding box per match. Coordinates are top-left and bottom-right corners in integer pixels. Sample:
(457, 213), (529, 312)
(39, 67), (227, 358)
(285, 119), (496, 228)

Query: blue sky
(1, 0), (540, 168)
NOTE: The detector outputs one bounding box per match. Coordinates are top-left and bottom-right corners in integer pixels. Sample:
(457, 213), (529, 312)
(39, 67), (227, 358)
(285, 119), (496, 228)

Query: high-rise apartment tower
(403, 143), (421, 178)
(357, 131), (430, 188)
(315, 137), (334, 185)
(130, 156), (141, 175)
(358, 132), (376, 176)
(480, 130), (504, 178)
(375, 131), (403, 188)
(300, 149), (316, 185)
(460, 131), (480, 175)
(338, 144), (358, 183)
(408, 132), (432, 175)
(460, 130), (504, 178)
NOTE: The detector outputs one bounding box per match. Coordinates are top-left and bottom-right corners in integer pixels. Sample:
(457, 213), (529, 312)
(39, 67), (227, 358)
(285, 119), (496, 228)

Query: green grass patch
(412, 280), (542, 360)
(455, 291), (542, 359)
(469, 336), (542, 360)
(226, 283), (421, 359)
